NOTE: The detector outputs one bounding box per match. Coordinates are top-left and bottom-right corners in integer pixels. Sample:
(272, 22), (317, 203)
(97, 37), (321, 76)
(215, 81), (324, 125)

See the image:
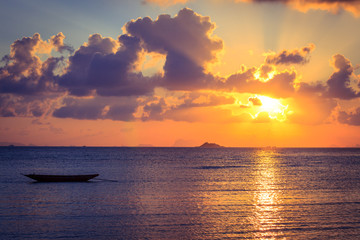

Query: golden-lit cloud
(237, 0), (360, 17)
(288, 0), (360, 17)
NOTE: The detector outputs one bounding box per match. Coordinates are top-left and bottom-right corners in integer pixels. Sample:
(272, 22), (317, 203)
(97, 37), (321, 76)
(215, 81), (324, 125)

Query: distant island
(198, 142), (225, 148)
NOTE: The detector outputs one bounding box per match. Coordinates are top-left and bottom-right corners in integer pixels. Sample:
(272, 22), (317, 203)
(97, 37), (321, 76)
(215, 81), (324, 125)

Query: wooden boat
(23, 174), (99, 182)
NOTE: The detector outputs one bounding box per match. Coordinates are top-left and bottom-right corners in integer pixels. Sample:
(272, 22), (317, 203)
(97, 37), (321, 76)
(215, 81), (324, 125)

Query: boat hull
(23, 174), (99, 182)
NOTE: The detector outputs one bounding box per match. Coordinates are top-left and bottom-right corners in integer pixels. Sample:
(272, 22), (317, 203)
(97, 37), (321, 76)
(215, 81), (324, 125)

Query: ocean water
(0, 147), (360, 239)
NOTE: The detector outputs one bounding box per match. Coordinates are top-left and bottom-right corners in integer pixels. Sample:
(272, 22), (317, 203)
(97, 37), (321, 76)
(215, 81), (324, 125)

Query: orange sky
(1, 0), (360, 147)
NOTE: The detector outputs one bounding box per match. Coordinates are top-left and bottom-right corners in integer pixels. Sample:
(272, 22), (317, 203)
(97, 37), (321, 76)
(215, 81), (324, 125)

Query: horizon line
(1, 145), (359, 149)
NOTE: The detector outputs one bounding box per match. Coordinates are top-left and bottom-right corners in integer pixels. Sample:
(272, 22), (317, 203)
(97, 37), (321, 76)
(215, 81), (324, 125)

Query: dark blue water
(1, 147), (360, 239)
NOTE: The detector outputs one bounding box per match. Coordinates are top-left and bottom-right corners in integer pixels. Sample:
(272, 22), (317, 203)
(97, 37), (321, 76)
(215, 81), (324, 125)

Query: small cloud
(141, 98), (166, 121)
(265, 44), (315, 65)
(248, 96), (262, 106)
(50, 32), (74, 53)
(338, 107), (360, 126)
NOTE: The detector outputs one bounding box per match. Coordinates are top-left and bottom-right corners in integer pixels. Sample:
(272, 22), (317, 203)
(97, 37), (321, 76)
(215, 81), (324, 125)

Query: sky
(1, 0), (360, 147)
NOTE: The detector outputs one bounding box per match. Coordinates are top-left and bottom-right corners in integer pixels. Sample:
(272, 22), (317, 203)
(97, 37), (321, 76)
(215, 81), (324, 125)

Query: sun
(256, 96), (289, 121)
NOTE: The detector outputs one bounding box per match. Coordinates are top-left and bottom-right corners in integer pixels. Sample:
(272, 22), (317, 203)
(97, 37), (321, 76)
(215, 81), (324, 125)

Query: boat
(23, 174), (99, 182)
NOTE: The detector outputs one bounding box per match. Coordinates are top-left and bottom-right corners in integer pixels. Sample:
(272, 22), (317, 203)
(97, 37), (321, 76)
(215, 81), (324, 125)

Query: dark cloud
(59, 34), (156, 97)
(265, 44), (315, 65)
(0, 93), (61, 118)
(296, 54), (360, 100)
(324, 54), (359, 99)
(338, 107), (360, 126)
(0, 33), (65, 95)
(296, 81), (327, 96)
(53, 97), (137, 121)
(141, 98), (166, 121)
(160, 51), (215, 90)
(125, 8), (223, 90)
(177, 92), (235, 109)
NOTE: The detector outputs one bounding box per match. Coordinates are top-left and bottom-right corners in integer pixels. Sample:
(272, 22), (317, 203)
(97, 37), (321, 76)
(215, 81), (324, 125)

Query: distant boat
(23, 174), (99, 182)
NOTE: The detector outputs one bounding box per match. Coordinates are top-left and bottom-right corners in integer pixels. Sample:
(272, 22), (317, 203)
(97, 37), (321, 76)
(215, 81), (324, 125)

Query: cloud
(224, 67), (297, 98)
(141, 97), (167, 121)
(265, 44), (315, 65)
(50, 32), (74, 53)
(248, 96), (262, 106)
(0, 33), (67, 95)
(257, 64), (274, 80)
(124, 8), (223, 90)
(0, 93), (63, 118)
(59, 34), (156, 97)
(177, 92), (235, 108)
(338, 107), (360, 126)
(296, 81), (327, 96)
(53, 96), (137, 121)
(324, 54), (359, 99)
(296, 54), (360, 100)
(238, 0), (360, 17)
(140, 92), (235, 121)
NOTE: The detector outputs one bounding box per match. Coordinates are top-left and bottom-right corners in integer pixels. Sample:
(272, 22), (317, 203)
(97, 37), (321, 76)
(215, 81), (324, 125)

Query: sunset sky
(1, 0), (360, 147)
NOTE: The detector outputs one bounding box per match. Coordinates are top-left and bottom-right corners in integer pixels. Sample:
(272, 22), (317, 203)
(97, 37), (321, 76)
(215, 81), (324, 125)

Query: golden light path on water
(251, 150), (284, 239)
(192, 149), (288, 239)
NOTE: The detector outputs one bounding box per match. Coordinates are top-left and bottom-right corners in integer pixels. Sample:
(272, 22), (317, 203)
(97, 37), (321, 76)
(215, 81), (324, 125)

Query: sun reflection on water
(251, 149), (284, 239)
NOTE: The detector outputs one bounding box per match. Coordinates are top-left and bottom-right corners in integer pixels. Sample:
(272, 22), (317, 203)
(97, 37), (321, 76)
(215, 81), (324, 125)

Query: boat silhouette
(23, 173), (99, 182)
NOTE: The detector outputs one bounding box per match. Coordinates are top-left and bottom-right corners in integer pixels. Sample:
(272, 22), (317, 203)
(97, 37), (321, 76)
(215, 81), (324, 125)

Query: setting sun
(253, 96), (289, 121)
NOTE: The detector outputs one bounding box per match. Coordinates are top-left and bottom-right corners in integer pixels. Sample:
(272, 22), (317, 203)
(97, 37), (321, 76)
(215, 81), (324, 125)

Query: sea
(0, 147), (360, 239)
